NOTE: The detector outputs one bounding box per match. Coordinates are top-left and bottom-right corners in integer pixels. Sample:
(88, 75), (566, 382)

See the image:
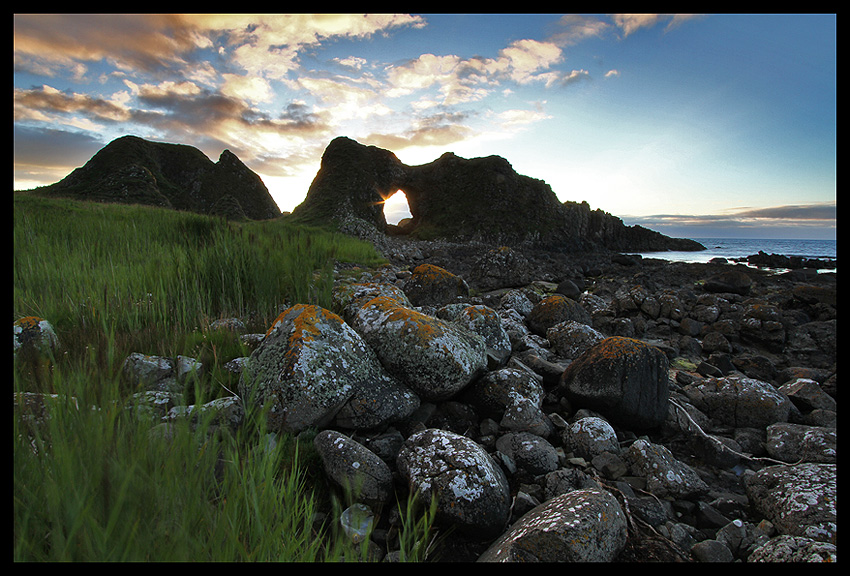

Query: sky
(13, 13), (836, 240)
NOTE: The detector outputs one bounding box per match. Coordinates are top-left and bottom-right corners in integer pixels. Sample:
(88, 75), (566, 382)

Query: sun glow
(383, 190), (412, 224)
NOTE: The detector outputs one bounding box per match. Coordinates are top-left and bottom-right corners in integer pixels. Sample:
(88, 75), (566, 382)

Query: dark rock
(291, 136), (705, 252)
(36, 135), (280, 220)
(560, 337), (670, 430)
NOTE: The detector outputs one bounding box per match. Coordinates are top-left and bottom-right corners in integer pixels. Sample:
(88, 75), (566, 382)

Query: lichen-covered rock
(559, 337), (670, 430)
(765, 423), (836, 464)
(495, 432), (559, 476)
(526, 294), (592, 336)
(442, 304), (511, 367)
(403, 263), (469, 307)
(351, 296), (487, 401)
(332, 281), (412, 324)
(682, 375), (792, 428)
(747, 535), (837, 562)
(624, 439), (709, 499)
(744, 462), (836, 544)
(238, 304), (403, 433)
(397, 428), (511, 538)
(478, 488), (627, 562)
(460, 367), (550, 436)
(564, 416), (620, 461)
(313, 430), (394, 504)
(121, 352), (182, 394)
(13, 316), (60, 358)
(546, 320), (605, 359)
(468, 246), (533, 291)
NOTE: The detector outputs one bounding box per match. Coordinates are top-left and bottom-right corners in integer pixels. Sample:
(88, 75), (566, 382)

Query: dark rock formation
(292, 136), (704, 253)
(35, 135), (281, 220)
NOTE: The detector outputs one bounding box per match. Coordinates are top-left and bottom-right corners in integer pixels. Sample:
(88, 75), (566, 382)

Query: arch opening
(382, 189), (412, 226)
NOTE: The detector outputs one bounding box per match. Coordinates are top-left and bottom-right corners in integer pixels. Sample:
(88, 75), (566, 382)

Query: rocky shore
(15, 234), (836, 562)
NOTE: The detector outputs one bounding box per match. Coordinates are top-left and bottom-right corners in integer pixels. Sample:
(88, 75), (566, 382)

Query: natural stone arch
(382, 189), (413, 226)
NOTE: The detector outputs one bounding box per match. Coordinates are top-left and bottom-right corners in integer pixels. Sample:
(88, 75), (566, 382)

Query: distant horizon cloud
(622, 201), (837, 240)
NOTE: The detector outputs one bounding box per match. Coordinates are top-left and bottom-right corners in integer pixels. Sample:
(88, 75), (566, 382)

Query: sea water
(637, 238), (837, 266)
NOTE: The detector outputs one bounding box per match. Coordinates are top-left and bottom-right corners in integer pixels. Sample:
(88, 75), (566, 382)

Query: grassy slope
(14, 192), (438, 561)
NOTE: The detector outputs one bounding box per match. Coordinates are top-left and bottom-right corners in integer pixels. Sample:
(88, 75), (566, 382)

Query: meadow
(13, 192), (436, 561)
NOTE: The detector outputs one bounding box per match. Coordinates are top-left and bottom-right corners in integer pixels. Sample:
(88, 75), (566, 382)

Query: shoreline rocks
(15, 237), (837, 562)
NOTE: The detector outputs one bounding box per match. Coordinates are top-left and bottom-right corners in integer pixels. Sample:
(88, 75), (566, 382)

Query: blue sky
(13, 14), (836, 239)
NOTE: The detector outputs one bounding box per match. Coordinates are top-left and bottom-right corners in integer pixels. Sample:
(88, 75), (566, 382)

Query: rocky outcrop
(291, 136), (704, 253)
(17, 252), (837, 562)
(35, 135), (281, 220)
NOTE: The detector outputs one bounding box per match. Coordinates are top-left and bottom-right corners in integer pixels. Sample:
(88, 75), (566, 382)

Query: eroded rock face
(291, 136), (705, 252)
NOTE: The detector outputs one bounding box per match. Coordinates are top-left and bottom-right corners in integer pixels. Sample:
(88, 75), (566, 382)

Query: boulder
(494, 432), (560, 476)
(397, 428), (511, 538)
(460, 367), (550, 436)
(703, 269), (752, 295)
(440, 304), (511, 367)
(478, 488), (627, 562)
(681, 375), (792, 429)
(747, 535), (837, 562)
(546, 320), (605, 359)
(744, 462), (836, 543)
(527, 294), (592, 336)
(624, 439), (709, 499)
(13, 316), (60, 358)
(403, 263), (469, 307)
(238, 304), (405, 433)
(559, 337), (670, 430)
(468, 246), (533, 291)
(351, 296), (487, 401)
(764, 423), (836, 464)
(563, 416), (620, 461)
(313, 430), (394, 504)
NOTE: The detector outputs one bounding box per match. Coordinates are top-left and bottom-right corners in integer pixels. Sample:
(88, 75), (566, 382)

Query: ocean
(636, 238), (837, 267)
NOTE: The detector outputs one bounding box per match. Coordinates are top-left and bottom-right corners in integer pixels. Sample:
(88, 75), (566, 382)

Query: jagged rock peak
(292, 136), (704, 253)
(37, 135), (281, 220)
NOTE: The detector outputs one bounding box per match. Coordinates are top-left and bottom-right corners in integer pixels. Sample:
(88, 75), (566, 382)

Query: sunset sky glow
(13, 13), (836, 239)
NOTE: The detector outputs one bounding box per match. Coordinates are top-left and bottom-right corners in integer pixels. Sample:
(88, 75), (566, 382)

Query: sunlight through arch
(383, 190), (412, 225)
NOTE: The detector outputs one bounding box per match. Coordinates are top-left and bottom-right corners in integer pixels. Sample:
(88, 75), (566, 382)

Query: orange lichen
(14, 316), (44, 331)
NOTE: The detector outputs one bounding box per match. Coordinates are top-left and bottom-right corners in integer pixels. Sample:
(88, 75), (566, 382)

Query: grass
(13, 192), (438, 561)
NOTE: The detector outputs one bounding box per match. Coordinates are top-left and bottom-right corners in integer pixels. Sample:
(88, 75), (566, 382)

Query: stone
(478, 488), (627, 562)
(313, 430), (394, 504)
(238, 304), (400, 433)
(682, 375), (792, 429)
(495, 432), (559, 476)
(13, 316), (60, 358)
(397, 428), (511, 538)
(351, 296), (487, 401)
(745, 462), (836, 543)
(403, 263), (469, 307)
(546, 320), (605, 359)
(563, 416), (620, 461)
(747, 535), (837, 562)
(559, 337), (670, 430)
(764, 422), (836, 464)
(527, 294), (592, 336)
(624, 439), (709, 499)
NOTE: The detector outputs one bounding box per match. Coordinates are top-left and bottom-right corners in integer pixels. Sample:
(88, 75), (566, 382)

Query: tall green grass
(13, 193), (438, 561)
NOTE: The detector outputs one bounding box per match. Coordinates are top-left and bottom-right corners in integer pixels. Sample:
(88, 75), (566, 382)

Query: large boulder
(397, 428), (511, 538)
(238, 304), (411, 433)
(351, 296), (487, 401)
(681, 375), (792, 429)
(478, 488), (627, 562)
(403, 263), (470, 307)
(527, 294), (592, 336)
(559, 337), (670, 430)
(744, 463), (836, 544)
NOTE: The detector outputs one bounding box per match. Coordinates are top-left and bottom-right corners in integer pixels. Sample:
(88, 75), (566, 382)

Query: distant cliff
(34, 135), (281, 220)
(292, 136), (704, 253)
